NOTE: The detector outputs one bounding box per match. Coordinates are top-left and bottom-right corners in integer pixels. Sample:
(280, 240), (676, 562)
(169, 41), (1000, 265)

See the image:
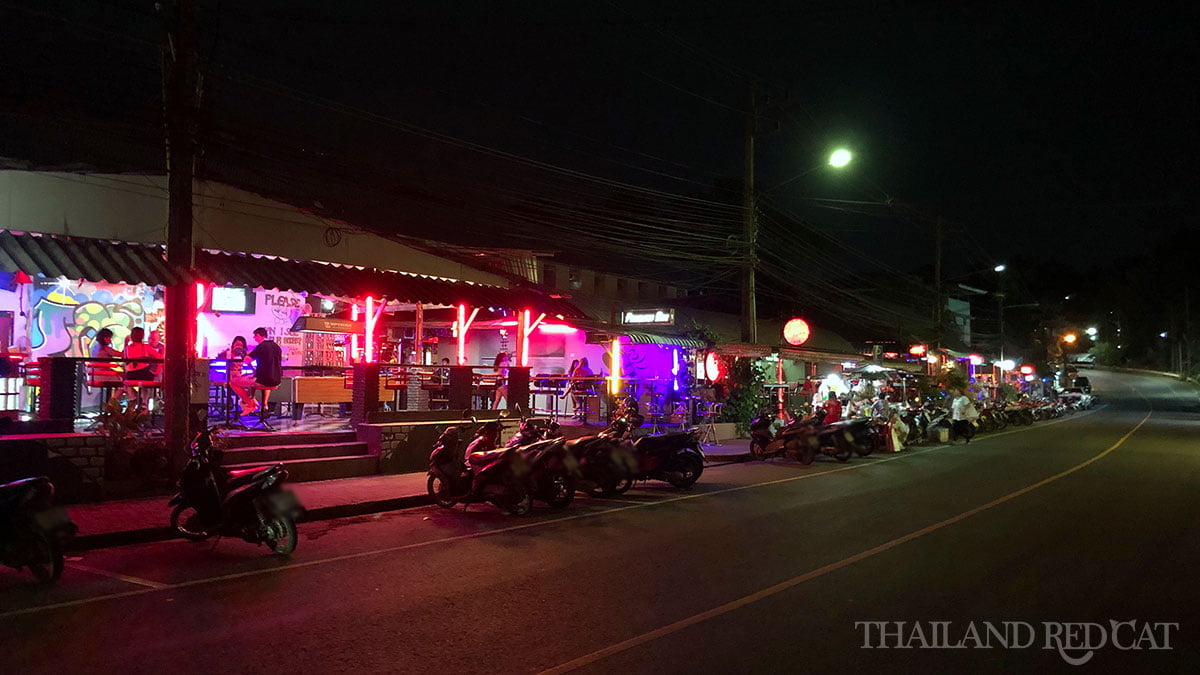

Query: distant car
(1059, 388), (1094, 409)
(1071, 353), (1097, 367)
(1072, 376), (1092, 394)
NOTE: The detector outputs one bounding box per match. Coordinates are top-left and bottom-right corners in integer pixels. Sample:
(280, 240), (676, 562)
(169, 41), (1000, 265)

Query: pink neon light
(457, 304), (467, 366)
(536, 324), (578, 334)
(520, 309), (531, 367)
(365, 296), (376, 363)
(350, 304), (359, 364)
(195, 283), (205, 309)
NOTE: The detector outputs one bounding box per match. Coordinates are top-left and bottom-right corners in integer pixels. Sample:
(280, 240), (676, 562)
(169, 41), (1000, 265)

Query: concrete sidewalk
(67, 440), (750, 550)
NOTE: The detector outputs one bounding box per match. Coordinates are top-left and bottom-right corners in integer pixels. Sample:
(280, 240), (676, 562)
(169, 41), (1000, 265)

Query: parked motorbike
(169, 421), (305, 556)
(427, 419), (533, 516)
(606, 415), (705, 488)
(748, 409), (816, 465)
(804, 408), (872, 462)
(0, 476), (77, 584)
(506, 416), (577, 509)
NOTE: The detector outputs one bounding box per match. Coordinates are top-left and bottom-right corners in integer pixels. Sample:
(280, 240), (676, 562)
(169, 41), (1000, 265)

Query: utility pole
(996, 291), (1006, 362)
(162, 0), (198, 473)
(741, 81), (757, 345)
(933, 217), (943, 348)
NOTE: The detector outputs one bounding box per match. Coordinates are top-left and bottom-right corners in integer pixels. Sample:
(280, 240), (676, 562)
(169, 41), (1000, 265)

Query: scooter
(606, 414), (705, 489)
(748, 409), (816, 465)
(168, 421), (305, 556)
(0, 476), (77, 584)
(506, 416), (577, 509)
(427, 420), (533, 516)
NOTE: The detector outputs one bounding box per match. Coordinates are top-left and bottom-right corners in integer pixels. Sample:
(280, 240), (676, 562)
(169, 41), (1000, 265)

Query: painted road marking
(66, 562), (169, 590)
(0, 405), (1105, 620)
(537, 407), (1152, 675)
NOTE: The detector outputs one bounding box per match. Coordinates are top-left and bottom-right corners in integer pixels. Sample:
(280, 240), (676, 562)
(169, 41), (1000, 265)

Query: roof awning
(0, 230), (184, 286)
(624, 332), (706, 348)
(0, 231), (583, 317)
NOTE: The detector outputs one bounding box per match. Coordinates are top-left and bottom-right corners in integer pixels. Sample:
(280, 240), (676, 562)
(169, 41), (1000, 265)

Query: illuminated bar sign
(290, 316), (364, 334)
(621, 308), (674, 326)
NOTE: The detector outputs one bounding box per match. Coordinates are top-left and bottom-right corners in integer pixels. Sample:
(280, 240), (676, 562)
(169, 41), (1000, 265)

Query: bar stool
(695, 402), (722, 445)
(647, 402), (665, 434)
(126, 378), (162, 427)
(246, 384), (279, 431)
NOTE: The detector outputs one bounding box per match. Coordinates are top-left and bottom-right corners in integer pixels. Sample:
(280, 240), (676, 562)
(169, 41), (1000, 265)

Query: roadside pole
(162, 0), (199, 474)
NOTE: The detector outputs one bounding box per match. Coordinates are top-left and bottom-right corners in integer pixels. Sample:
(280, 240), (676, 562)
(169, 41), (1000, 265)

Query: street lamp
(993, 264), (1007, 273)
(1063, 333), (1077, 344)
(742, 148), (853, 343)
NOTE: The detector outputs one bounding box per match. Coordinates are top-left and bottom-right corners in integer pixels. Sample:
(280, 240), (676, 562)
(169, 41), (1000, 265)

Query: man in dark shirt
(231, 327), (282, 414)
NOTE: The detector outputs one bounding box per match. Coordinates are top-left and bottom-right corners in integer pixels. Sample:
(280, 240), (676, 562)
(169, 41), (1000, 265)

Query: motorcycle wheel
(833, 445), (852, 463)
(427, 474), (456, 509)
(171, 504), (215, 541)
(612, 473), (634, 494)
(585, 465), (617, 497)
(667, 454), (703, 489)
(27, 536), (63, 585)
(502, 478), (533, 516)
(994, 414), (1008, 431)
(265, 514), (297, 556)
(749, 439), (767, 460)
(796, 443), (815, 466)
(543, 471), (576, 510)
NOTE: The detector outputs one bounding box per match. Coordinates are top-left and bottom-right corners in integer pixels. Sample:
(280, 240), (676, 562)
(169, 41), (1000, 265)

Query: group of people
(89, 327), (163, 403)
(217, 328), (283, 415)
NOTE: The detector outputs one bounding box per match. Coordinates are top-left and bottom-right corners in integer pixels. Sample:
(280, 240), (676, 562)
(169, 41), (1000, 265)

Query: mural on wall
(28, 279), (164, 357)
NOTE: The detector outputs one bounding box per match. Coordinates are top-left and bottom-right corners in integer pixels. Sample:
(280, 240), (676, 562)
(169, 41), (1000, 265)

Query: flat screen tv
(210, 287), (256, 314)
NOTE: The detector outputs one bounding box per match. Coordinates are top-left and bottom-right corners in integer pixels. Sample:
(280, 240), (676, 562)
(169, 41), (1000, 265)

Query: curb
(69, 493), (436, 552)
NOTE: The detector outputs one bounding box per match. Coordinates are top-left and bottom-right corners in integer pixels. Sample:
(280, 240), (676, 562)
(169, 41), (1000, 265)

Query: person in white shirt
(951, 390), (977, 443)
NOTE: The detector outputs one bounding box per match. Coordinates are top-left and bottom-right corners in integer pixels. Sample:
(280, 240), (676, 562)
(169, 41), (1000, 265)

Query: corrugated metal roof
(0, 231), (582, 317)
(0, 230), (183, 286)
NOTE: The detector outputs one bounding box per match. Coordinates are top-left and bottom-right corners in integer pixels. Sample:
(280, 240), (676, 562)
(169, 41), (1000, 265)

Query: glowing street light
(1063, 333), (1078, 344)
(1085, 326), (1098, 337)
(828, 148), (852, 168)
(993, 264), (1007, 273)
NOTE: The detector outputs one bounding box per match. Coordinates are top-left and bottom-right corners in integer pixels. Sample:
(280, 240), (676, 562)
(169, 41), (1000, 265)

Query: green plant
(998, 383), (1019, 402)
(95, 396), (150, 447)
(718, 357), (766, 437)
(936, 366), (969, 393)
(684, 320), (721, 348)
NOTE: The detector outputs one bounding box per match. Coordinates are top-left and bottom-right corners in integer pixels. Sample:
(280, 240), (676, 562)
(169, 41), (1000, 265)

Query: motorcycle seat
(225, 466), (274, 480)
(467, 448), (508, 466)
(0, 476), (52, 507)
(633, 432), (692, 452)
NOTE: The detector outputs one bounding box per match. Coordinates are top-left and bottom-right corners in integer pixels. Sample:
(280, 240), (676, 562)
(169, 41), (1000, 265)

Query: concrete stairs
(220, 431), (379, 483)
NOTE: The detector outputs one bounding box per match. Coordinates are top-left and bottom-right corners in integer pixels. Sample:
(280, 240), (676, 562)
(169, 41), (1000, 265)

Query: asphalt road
(3, 370), (1198, 673)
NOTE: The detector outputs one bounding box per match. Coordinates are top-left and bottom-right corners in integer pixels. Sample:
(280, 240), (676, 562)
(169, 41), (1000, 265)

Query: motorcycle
(506, 416), (577, 509)
(427, 419), (533, 516)
(803, 408), (872, 462)
(748, 409), (816, 465)
(0, 476), (77, 584)
(606, 414), (705, 489)
(169, 421), (305, 556)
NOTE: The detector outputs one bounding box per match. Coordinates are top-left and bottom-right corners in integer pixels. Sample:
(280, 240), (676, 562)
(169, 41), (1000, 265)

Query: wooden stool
(247, 385), (279, 431)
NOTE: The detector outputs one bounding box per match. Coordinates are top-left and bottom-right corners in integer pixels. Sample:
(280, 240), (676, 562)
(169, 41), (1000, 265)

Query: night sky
(2, 1), (1196, 278)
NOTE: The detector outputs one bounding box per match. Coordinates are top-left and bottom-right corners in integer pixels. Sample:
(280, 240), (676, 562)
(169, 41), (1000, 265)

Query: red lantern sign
(704, 352), (725, 382)
(783, 318), (811, 346)
(1019, 365), (1035, 375)
(909, 344), (927, 356)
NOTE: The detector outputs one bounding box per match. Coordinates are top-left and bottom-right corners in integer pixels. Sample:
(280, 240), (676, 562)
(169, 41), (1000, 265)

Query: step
(219, 441), (369, 465)
(219, 431), (357, 449)
(224, 455), (380, 483)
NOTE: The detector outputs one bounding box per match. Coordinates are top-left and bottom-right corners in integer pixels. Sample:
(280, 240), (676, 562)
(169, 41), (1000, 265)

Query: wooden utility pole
(933, 217), (943, 348)
(162, 0), (198, 473)
(741, 81), (757, 344)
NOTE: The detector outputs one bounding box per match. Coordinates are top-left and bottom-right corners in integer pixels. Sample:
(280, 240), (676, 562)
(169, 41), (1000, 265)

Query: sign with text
(621, 308), (675, 327)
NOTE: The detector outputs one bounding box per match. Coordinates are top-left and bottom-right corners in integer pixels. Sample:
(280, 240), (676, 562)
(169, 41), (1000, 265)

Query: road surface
(2, 370), (1197, 673)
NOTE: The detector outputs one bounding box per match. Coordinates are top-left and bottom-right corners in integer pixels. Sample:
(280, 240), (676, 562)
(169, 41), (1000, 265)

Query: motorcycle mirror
(470, 416), (478, 424)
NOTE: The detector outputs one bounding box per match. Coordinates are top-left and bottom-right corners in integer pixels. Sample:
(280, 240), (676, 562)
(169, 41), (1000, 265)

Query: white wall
(0, 171), (509, 286)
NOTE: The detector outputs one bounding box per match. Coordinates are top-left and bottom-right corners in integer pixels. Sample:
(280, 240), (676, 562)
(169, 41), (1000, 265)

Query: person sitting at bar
(146, 328), (164, 380)
(89, 327), (124, 396)
(230, 328), (282, 414)
(123, 327), (156, 382)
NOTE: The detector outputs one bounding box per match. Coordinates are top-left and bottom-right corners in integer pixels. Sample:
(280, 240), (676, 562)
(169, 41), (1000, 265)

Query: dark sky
(2, 0), (1197, 280)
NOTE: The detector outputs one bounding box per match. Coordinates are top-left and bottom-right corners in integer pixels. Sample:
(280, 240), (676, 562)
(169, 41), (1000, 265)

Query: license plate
(268, 490), (303, 517)
(35, 507), (72, 532)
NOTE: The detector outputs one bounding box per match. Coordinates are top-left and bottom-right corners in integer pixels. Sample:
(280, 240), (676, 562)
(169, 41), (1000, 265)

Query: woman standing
(492, 352), (510, 409)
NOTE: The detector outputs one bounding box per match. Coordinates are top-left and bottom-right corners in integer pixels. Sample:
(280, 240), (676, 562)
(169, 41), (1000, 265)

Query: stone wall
(0, 433), (107, 502)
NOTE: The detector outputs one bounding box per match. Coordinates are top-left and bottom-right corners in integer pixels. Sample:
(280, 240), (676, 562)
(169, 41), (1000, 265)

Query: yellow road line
(537, 408), (1151, 675)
